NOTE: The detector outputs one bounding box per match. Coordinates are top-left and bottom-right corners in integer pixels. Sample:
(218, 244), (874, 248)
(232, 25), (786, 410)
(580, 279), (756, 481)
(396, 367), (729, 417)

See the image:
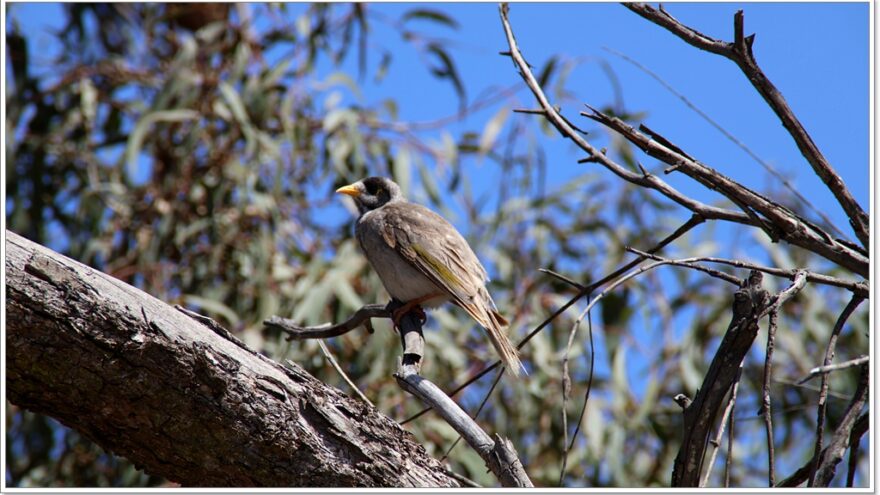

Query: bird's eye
(364, 180), (379, 195)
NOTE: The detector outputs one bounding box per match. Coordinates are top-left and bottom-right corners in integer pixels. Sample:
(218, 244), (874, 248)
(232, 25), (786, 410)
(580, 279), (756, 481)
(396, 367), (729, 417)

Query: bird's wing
(381, 202), (486, 304)
(380, 202), (523, 376)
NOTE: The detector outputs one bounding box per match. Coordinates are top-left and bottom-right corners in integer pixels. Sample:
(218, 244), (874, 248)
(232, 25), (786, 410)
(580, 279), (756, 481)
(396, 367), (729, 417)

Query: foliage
(5, 2), (868, 488)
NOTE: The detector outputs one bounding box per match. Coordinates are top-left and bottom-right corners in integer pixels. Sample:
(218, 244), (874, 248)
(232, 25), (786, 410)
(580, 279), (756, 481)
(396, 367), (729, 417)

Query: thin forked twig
(797, 355), (869, 385)
(808, 294), (866, 486)
(265, 304), (388, 340)
(559, 296), (595, 485)
(627, 248), (867, 297)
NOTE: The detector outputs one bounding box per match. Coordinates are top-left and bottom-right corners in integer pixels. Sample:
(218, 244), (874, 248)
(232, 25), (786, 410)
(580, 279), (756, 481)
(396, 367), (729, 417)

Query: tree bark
(5, 230), (458, 488)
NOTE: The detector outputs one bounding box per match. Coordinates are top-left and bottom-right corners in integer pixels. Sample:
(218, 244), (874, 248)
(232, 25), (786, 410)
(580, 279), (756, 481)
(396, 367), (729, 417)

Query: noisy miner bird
(336, 177), (525, 376)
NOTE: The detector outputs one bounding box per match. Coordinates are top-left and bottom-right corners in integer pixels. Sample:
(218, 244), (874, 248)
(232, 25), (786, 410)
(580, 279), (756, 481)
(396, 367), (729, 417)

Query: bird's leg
(390, 294), (441, 329)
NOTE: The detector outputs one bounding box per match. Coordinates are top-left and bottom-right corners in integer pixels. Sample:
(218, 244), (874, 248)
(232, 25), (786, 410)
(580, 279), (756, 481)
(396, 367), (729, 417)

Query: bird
(336, 176), (525, 377)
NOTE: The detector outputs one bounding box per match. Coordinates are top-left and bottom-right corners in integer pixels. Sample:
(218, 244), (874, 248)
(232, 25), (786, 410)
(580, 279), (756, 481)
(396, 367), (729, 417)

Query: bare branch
(603, 45), (852, 243)
(394, 311), (532, 488)
(797, 355), (870, 385)
(580, 104), (867, 276)
(814, 363), (869, 486)
(626, 249), (867, 297)
(809, 294), (866, 486)
(672, 271), (807, 486)
(500, 3), (867, 276)
(777, 412), (868, 487)
(497, 4), (756, 227)
(624, 2), (869, 248)
(264, 304), (388, 340)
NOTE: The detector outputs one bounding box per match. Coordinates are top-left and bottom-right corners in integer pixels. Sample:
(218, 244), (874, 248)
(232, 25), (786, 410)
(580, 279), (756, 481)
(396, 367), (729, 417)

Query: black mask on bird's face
(335, 177), (403, 214)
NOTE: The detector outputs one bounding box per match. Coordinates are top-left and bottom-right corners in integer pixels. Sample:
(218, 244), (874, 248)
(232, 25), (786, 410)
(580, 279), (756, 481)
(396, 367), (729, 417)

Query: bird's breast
(356, 215), (449, 306)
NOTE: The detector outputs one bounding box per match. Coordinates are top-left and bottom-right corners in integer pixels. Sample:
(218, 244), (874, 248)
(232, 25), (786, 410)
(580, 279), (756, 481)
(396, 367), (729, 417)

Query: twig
(700, 364), (742, 487)
(623, 3), (869, 249)
(808, 295), (865, 486)
(315, 341), (373, 407)
(724, 388), (736, 488)
(559, 295), (595, 485)
(846, 413), (868, 487)
(624, 249), (742, 286)
(797, 355), (869, 385)
(814, 363), (869, 486)
(626, 248), (867, 298)
(761, 309), (777, 486)
(700, 366), (742, 488)
(777, 412), (868, 487)
(264, 304), (388, 340)
(442, 467), (482, 488)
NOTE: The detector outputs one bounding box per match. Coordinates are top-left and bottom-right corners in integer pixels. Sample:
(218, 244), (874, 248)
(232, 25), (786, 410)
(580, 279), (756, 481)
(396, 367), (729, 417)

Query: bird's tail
(484, 309), (526, 378)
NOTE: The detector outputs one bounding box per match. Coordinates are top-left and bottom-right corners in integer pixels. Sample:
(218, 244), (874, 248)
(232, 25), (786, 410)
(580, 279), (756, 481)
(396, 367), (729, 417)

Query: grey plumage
(337, 177), (524, 376)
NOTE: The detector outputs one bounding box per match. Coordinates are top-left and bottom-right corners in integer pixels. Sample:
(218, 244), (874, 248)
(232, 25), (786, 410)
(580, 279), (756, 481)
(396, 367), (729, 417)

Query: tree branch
(499, 3), (867, 277)
(671, 270), (807, 486)
(624, 3), (869, 249)
(5, 230), (457, 487)
(264, 304), (389, 340)
(813, 363), (869, 486)
(809, 294), (866, 485)
(390, 308), (533, 488)
(797, 355), (869, 385)
(776, 412), (867, 487)
(580, 104), (867, 276)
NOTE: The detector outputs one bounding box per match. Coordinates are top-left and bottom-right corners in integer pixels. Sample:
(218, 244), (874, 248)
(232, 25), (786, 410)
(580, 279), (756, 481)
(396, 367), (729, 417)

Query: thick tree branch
(5, 230), (457, 487)
(624, 3), (869, 249)
(671, 270), (807, 486)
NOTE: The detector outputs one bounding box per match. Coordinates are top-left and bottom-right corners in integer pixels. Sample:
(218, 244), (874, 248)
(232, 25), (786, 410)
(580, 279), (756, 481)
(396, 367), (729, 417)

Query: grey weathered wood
(392, 310), (533, 488)
(5, 230), (457, 487)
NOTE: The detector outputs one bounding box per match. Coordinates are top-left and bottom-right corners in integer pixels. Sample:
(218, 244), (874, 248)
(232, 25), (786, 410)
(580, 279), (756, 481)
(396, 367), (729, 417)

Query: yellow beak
(335, 184), (361, 197)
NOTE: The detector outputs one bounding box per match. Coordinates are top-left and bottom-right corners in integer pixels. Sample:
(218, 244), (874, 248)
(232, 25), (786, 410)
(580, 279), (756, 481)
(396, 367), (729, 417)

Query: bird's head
(335, 177), (403, 214)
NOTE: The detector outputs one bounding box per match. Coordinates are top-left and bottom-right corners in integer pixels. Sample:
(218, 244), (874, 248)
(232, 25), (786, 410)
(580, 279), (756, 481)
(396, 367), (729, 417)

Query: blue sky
(8, 2), (869, 230)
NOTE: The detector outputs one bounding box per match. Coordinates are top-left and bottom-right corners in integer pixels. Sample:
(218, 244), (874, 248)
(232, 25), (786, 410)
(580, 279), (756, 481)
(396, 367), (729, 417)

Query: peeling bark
(5, 230), (457, 487)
